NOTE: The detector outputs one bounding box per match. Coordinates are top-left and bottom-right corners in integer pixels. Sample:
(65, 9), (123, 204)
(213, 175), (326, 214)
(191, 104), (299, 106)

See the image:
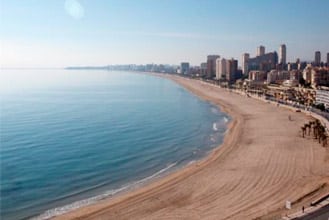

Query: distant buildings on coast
(67, 44), (329, 111)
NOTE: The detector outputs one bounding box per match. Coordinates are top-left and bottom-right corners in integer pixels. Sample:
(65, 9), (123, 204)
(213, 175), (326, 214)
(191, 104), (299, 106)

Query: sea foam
(30, 162), (177, 220)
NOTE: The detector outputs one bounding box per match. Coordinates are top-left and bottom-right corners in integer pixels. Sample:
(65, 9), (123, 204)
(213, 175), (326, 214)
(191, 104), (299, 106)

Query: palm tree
(323, 135), (328, 147)
(321, 134), (327, 147)
(301, 126), (306, 138)
(313, 122), (320, 139)
(308, 121), (314, 135)
(319, 125), (326, 144)
(305, 123), (311, 135)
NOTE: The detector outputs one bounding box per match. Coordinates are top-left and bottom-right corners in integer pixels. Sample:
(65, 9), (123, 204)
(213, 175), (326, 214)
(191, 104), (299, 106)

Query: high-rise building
(200, 62), (207, 75)
(180, 62), (190, 74)
(279, 44), (287, 66)
(327, 53), (329, 66)
(207, 55), (220, 78)
(248, 52), (278, 72)
(242, 53), (250, 75)
(315, 51), (321, 66)
(226, 58), (238, 83)
(216, 58), (226, 79)
(257, 46), (265, 56)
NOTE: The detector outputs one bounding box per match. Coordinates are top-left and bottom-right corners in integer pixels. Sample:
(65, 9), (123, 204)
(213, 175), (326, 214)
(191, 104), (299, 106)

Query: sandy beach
(54, 75), (329, 220)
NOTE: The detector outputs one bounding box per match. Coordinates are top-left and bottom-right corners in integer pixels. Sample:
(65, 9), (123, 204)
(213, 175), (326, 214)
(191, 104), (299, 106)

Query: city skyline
(1, 0), (329, 68)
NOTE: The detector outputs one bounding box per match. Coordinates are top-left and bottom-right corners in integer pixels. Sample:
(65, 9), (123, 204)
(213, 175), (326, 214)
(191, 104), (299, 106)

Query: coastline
(53, 74), (329, 220)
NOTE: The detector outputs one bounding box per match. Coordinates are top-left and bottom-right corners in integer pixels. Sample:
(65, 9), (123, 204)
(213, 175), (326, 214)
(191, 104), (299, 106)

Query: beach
(54, 75), (329, 220)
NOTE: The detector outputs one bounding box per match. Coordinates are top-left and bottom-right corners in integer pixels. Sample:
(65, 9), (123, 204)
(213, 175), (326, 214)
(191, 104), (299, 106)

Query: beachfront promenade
(55, 75), (329, 220)
(283, 202), (329, 220)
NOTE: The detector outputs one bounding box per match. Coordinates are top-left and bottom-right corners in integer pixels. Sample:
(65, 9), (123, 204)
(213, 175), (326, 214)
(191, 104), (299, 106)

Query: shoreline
(29, 72), (230, 220)
(53, 74), (329, 220)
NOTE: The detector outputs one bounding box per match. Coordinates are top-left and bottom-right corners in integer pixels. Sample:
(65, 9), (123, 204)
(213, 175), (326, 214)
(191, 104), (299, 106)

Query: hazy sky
(1, 0), (329, 68)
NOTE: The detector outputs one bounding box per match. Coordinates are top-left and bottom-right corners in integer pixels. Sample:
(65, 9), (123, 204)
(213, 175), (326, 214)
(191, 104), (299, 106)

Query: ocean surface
(0, 69), (229, 220)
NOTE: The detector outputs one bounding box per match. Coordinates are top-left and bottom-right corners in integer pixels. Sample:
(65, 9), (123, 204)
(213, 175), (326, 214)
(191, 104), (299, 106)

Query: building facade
(200, 62), (207, 76)
(311, 67), (329, 87)
(180, 62), (190, 74)
(242, 53), (250, 75)
(249, 70), (266, 81)
(226, 58), (238, 83)
(267, 70), (290, 84)
(303, 65), (313, 84)
(215, 58), (226, 80)
(257, 46), (265, 56)
(279, 44), (287, 66)
(316, 88), (329, 109)
(315, 51), (321, 66)
(207, 55), (220, 78)
(248, 52), (278, 72)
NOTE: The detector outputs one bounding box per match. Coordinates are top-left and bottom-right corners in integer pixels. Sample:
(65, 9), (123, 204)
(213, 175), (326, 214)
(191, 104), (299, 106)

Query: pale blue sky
(1, 0), (329, 68)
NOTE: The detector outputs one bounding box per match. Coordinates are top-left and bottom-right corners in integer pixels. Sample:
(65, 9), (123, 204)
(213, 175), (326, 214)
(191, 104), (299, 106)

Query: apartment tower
(279, 44), (287, 65)
(315, 51), (321, 66)
(257, 46), (265, 56)
(242, 53), (250, 75)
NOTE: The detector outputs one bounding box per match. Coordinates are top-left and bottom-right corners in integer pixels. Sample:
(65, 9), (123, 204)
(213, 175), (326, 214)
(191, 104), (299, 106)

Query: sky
(1, 0), (329, 68)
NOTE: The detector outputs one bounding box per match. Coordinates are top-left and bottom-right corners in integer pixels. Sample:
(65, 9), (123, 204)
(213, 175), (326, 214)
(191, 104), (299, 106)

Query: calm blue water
(0, 70), (229, 220)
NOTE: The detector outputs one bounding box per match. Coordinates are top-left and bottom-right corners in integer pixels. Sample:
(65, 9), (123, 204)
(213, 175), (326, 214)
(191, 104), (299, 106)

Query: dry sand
(54, 75), (329, 220)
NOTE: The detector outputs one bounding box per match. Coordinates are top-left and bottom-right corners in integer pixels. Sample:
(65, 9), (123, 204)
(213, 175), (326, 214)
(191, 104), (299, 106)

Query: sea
(0, 69), (229, 220)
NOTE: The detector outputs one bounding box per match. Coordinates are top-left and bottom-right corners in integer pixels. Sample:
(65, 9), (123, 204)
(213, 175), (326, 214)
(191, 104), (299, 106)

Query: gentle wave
(213, 116), (230, 131)
(1, 70), (229, 220)
(29, 162), (178, 220)
(213, 123), (218, 131)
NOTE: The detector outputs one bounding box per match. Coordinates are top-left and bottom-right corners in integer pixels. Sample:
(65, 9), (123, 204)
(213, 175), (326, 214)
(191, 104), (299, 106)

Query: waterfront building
(248, 52), (278, 72)
(316, 87), (329, 109)
(200, 62), (207, 76)
(303, 65), (313, 84)
(279, 44), (287, 66)
(257, 46), (265, 56)
(226, 58), (238, 83)
(242, 53), (250, 75)
(180, 62), (190, 75)
(207, 55), (220, 78)
(249, 70), (266, 81)
(315, 51), (321, 66)
(311, 67), (329, 87)
(267, 70), (290, 84)
(215, 58), (226, 80)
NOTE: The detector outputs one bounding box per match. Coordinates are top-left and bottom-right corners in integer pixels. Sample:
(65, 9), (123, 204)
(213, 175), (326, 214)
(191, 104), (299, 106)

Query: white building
(249, 70), (266, 81)
(267, 70), (290, 84)
(303, 65), (313, 84)
(316, 88), (329, 109)
(279, 44), (287, 65)
(242, 53), (250, 75)
(216, 58), (226, 79)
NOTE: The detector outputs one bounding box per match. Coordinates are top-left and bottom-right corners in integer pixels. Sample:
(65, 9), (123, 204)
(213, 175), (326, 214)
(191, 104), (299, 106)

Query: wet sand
(54, 75), (329, 220)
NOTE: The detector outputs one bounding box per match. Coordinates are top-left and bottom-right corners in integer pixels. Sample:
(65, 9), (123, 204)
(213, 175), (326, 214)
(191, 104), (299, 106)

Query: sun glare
(64, 0), (84, 20)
